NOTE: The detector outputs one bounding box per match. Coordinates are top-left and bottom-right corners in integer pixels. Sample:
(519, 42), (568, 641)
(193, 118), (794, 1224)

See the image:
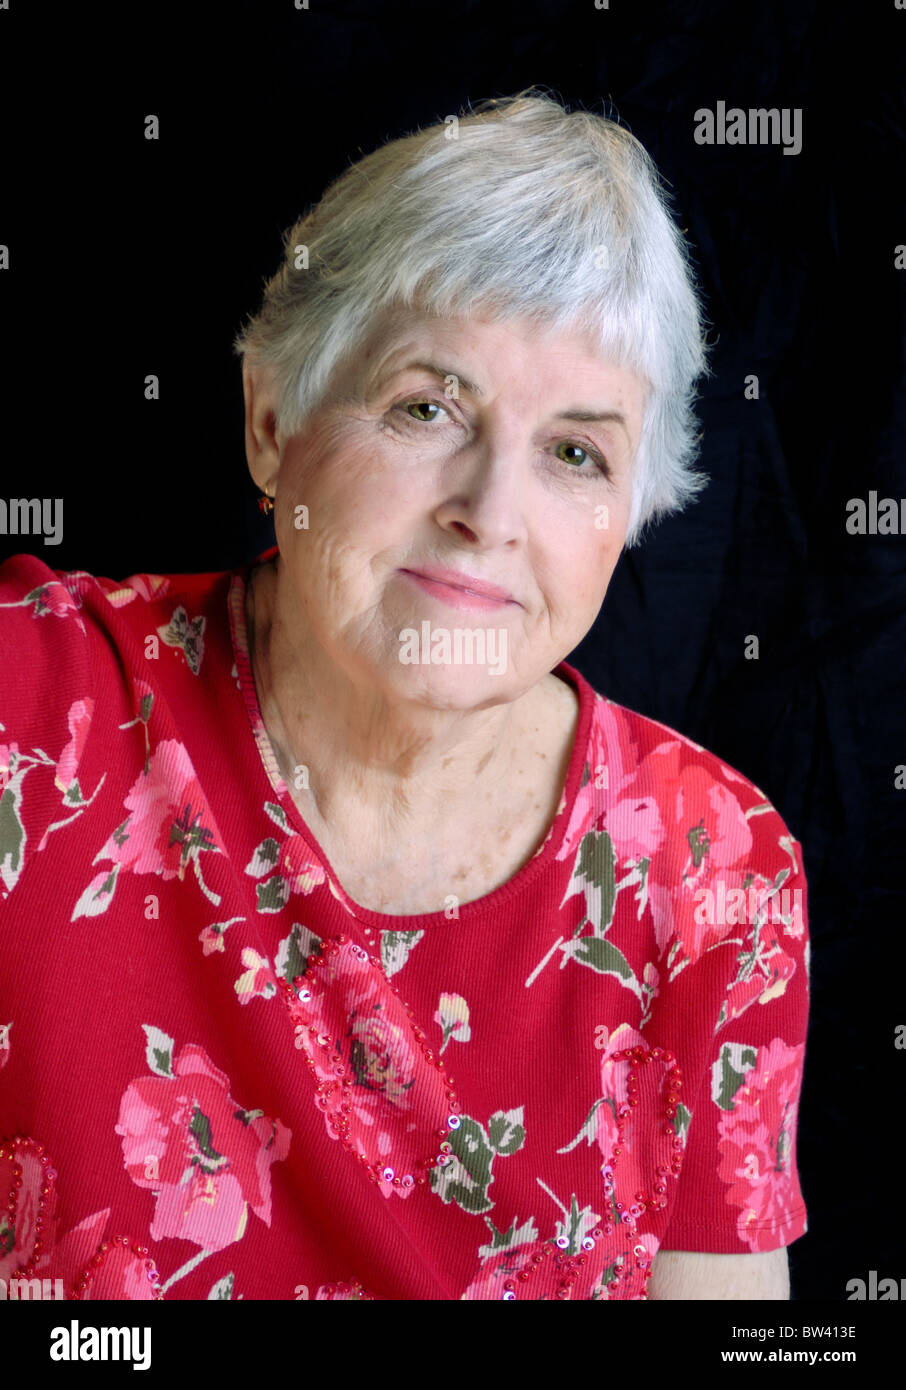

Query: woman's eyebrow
(395, 359), (485, 398)
(386, 359), (628, 434)
(555, 408), (628, 434)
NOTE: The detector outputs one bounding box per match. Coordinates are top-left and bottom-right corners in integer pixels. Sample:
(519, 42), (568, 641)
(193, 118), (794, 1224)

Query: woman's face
(247, 307), (647, 707)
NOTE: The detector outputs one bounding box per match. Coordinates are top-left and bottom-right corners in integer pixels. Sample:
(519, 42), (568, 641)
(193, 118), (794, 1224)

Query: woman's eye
(403, 399), (447, 423)
(556, 441), (596, 469)
(391, 404), (607, 476)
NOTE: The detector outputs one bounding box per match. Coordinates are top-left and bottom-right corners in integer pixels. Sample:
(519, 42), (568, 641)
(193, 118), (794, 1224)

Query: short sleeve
(0, 553), (97, 906)
(660, 838), (810, 1254)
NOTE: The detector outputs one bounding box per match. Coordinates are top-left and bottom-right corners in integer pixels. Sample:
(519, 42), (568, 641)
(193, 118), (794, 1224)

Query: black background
(1, 0), (904, 1301)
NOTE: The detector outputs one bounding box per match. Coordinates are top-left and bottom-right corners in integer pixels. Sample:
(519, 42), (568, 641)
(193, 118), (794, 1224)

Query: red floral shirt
(0, 548), (809, 1300)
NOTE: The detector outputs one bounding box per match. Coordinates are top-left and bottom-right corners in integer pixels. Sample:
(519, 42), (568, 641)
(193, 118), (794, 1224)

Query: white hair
(232, 88), (713, 545)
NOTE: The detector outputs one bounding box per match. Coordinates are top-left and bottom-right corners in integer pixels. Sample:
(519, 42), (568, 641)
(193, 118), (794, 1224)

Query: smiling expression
(252, 306), (648, 706)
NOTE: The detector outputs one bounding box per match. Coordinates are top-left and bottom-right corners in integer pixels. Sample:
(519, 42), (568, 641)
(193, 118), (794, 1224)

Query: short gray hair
(232, 88), (712, 545)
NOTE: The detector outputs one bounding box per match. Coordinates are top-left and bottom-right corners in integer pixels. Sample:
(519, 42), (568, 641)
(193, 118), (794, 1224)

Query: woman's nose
(433, 445), (530, 548)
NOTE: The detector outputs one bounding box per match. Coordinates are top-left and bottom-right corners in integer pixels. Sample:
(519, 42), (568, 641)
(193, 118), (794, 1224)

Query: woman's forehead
(351, 307), (626, 388)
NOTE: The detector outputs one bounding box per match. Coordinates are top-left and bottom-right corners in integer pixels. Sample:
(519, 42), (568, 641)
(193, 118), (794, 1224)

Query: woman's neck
(244, 554), (555, 859)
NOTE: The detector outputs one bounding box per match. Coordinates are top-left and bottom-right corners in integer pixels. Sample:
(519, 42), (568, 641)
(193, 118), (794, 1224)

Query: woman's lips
(399, 569), (516, 612)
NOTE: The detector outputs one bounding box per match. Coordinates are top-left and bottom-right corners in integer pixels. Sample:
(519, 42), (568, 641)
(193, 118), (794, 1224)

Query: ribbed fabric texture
(0, 550), (809, 1299)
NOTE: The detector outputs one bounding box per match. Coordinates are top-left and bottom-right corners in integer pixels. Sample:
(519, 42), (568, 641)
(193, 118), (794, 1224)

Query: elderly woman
(0, 91), (808, 1302)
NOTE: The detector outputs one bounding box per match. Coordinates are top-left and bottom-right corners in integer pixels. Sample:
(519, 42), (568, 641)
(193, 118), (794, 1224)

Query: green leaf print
(567, 934), (636, 980)
(189, 1105), (227, 1165)
(207, 1272), (235, 1300)
(672, 1102), (692, 1143)
(552, 1193), (601, 1256)
(70, 863), (122, 920)
(527, 828), (645, 992)
(381, 930), (424, 979)
(557, 1096), (607, 1155)
(275, 924), (321, 984)
(256, 874), (289, 914)
(711, 1042), (759, 1111)
(142, 1024), (175, 1077)
(477, 1214), (539, 1262)
(430, 1115), (497, 1215)
(0, 779), (26, 892)
(576, 827), (616, 932)
(487, 1107), (526, 1156)
(263, 801), (290, 832)
(687, 817), (710, 870)
(245, 838), (281, 878)
(156, 607), (206, 675)
(776, 1118), (792, 1171)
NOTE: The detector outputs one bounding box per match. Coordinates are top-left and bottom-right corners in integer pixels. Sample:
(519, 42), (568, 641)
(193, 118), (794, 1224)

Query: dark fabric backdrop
(2, 0), (904, 1302)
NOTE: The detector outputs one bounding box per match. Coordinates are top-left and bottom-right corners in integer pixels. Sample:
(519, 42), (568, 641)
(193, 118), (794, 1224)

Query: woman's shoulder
(0, 553), (245, 905)
(584, 686), (802, 861)
(0, 549), (240, 763)
(588, 686), (772, 794)
(0, 550), (235, 664)
(0, 549), (232, 609)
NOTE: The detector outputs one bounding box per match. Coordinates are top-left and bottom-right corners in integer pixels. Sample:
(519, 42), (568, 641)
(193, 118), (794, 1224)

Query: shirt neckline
(226, 547), (594, 929)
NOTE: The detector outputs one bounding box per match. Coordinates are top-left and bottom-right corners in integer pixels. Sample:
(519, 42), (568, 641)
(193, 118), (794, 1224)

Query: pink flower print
(722, 918), (797, 1025)
(115, 1041), (291, 1253)
(115, 1245), (164, 1299)
(460, 1214), (660, 1301)
(434, 993), (471, 1054)
(0, 1134), (164, 1299)
(593, 1023), (648, 1162)
(627, 743), (752, 961)
(96, 739), (226, 882)
(102, 573), (170, 607)
(32, 579), (84, 620)
(595, 697), (644, 800)
(234, 947), (278, 1003)
(74, 738), (225, 917)
(716, 1038), (805, 1251)
(0, 742), (19, 794)
(585, 1026), (688, 1257)
(284, 940), (439, 1199)
(34, 1207), (107, 1288)
(39, 1212), (162, 1300)
(643, 742), (752, 883)
(604, 787), (666, 863)
(556, 698), (642, 864)
(0, 577), (87, 630)
(0, 1136), (60, 1279)
(54, 698), (94, 795)
(200, 915), (243, 958)
(555, 777), (600, 865)
(199, 925), (223, 956)
(281, 835), (327, 896)
(348, 1011), (418, 1106)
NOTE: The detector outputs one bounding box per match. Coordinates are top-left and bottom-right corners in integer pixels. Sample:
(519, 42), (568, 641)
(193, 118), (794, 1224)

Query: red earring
(258, 493), (274, 516)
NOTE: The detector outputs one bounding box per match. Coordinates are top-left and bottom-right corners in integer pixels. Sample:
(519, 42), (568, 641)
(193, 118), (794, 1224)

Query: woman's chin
(380, 663), (519, 709)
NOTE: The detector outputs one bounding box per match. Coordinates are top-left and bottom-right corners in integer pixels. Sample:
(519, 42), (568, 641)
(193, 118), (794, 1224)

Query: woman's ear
(242, 360), (283, 491)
